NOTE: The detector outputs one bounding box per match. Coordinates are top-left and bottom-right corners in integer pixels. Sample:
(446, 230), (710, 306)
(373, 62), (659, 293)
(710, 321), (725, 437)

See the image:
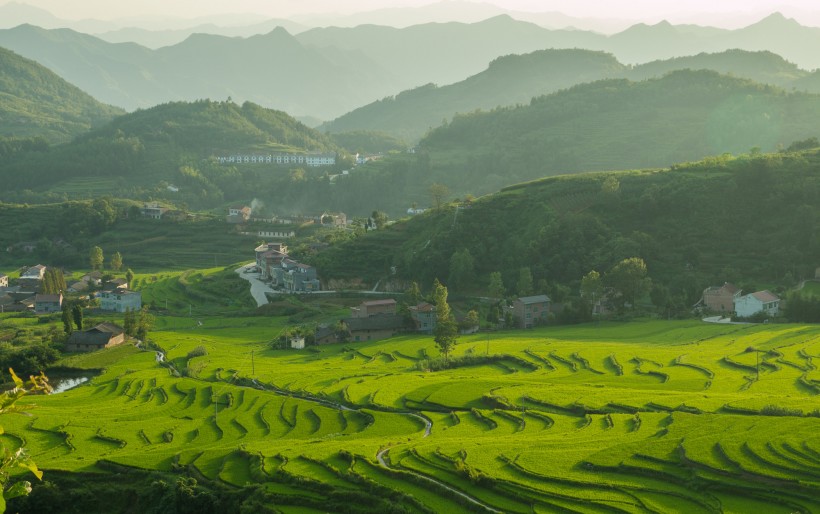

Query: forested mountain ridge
(0, 46), (123, 143)
(415, 70), (820, 195)
(0, 100), (343, 208)
(323, 48), (813, 142)
(311, 147), (820, 308)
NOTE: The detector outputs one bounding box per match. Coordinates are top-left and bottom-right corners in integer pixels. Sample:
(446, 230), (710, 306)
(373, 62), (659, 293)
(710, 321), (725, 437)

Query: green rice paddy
(6, 319), (820, 513)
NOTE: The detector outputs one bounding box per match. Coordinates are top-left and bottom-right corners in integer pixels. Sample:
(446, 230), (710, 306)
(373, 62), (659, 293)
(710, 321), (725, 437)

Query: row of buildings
(302, 294), (552, 347)
(217, 153), (336, 167)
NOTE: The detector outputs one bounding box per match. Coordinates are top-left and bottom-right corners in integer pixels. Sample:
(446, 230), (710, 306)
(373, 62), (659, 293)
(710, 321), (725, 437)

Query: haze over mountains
(3, 9), (820, 120)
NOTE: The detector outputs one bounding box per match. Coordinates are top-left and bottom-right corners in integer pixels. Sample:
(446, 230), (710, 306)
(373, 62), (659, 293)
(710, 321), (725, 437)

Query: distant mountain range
(323, 48), (814, 142)
(0, 24), (399, 119)
(0, 46), (123, 143)
(3, 13), (820, 121)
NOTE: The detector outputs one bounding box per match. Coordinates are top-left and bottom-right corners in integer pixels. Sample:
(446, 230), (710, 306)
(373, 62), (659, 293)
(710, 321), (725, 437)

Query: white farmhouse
(734, 290), (780, 318)
(100, 290), (142, 313)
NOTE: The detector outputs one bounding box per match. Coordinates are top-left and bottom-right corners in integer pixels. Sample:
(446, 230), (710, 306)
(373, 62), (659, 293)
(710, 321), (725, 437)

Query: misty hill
(312, 148), (820, 307)
(0, 24), (398, 119)
(0, 99), (341, 206)
(7, 14), (820, 122)
(417, 70), (820, 194)
(296, 15), (604, 94)
(0, 46), (123, 143)
(322, 49), (627, 142)
(324, 49), (812, 142)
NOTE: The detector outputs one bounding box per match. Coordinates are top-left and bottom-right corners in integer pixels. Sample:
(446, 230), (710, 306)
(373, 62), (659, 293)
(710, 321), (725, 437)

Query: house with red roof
(734, 290), (780, 318)
(701, 282), (742, 313)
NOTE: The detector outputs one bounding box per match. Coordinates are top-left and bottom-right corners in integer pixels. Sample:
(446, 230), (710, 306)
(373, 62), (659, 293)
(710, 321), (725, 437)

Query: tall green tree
(516, 267), (534, 297)
(136, 306), (154, 341)
(605, 257), (651, 312)
(61, 304), (73, 335)
(488, 271), (505, 299)
(580, 270), (603, 301)
(125, 268), (134, 286)
(123, 309), (136, 337)
(448, 248), (475, 291)
(432, 279), (457, 363)
(89, 246), (103, 271)
(71, 305), (83, 331)
(404, 281), (422, 306)
(109, 251), (123, 272)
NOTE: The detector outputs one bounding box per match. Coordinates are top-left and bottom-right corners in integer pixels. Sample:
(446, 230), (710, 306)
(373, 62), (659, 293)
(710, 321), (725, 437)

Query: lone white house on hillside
(734, 290), (780, 318)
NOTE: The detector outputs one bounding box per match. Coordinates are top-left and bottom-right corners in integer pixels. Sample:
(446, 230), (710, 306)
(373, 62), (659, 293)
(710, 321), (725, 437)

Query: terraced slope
(6, 319), (819, 512)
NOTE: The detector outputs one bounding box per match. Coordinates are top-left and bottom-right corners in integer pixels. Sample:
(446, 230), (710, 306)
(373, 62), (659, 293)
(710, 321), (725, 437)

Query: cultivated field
(5, 319), (820, 513)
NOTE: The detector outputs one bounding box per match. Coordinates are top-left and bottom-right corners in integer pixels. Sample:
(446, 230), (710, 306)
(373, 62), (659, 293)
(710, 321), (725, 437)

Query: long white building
(217, 153), (335, 167)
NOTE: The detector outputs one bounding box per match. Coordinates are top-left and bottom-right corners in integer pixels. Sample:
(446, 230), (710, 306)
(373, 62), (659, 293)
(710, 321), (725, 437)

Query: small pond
(49, 373), (96, 394)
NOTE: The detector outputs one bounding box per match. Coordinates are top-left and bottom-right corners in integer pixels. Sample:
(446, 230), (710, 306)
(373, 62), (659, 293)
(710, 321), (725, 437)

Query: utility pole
(251, 350), (255, 376)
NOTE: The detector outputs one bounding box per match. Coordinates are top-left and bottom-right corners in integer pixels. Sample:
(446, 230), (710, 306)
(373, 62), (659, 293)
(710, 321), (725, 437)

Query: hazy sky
(11, 0), (819, 21)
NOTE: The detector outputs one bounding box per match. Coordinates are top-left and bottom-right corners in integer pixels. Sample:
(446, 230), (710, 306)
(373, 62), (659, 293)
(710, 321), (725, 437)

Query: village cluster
(0, 265), (141, 352)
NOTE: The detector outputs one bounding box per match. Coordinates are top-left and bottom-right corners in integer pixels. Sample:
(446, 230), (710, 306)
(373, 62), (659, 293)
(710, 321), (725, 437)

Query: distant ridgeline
(217, 152), (336, 166)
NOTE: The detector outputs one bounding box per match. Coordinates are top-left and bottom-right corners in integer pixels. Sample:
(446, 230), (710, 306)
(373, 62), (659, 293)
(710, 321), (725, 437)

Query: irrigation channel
(247, 379), (506, 513)
(376, 447), (502, 514)
(150, 348), (511, 510)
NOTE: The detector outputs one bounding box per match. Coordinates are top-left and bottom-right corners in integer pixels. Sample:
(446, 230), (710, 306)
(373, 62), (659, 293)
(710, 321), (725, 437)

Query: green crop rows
(6, 319), (820, 512)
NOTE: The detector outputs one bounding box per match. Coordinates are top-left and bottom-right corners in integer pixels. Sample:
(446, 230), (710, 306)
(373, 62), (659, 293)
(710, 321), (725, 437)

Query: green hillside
(0, 100), (345, 208)
(417, 70), (820, 194)
(0, 46), (123, 143)
(311, 148), (820, 305)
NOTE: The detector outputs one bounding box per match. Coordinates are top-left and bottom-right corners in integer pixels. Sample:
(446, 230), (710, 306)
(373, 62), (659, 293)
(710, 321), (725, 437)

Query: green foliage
(109, 252), (123, 272)
(447, 249), (475, 291)
(604, 257), (651, 312)
(516, 267), (533, 297)
(432, 279), (457, 362)
(0, 369), (50, 512)
(89, 246), (103, 271)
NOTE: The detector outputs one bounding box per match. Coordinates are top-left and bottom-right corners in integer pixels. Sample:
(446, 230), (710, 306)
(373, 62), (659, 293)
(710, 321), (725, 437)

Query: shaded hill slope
(311, 148), (820, 303)
(0, 46), (123, 143)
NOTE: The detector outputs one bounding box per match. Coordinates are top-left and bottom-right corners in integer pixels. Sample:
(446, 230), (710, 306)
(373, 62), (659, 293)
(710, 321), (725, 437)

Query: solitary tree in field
(109, 251), (123, 272)
(432, 279), (457, 363)
(89, 246), (103, 271)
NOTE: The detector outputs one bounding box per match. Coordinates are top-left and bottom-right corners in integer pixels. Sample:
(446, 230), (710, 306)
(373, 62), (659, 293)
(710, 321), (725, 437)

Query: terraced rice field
(6, 319), (820, 512)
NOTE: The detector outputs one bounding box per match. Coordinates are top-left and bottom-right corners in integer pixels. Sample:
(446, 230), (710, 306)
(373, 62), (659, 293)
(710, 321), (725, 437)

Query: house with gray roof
(512, 295), (551, 328)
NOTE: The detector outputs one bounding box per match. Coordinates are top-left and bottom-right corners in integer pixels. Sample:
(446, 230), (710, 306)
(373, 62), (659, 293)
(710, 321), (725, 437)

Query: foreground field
(6, 319), (820, 513)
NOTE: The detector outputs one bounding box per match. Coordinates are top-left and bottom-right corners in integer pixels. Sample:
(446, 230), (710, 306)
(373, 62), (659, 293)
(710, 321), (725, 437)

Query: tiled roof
(362, 299), (397, 307)
(517, 295), (551, 304)
(751, 290), (779, 302)
(35, 294), (62, 303)
(410, 302), (435, 313)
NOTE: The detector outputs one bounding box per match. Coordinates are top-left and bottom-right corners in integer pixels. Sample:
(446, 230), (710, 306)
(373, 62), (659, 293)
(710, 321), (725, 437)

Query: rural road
(235, 264), (275, 306)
